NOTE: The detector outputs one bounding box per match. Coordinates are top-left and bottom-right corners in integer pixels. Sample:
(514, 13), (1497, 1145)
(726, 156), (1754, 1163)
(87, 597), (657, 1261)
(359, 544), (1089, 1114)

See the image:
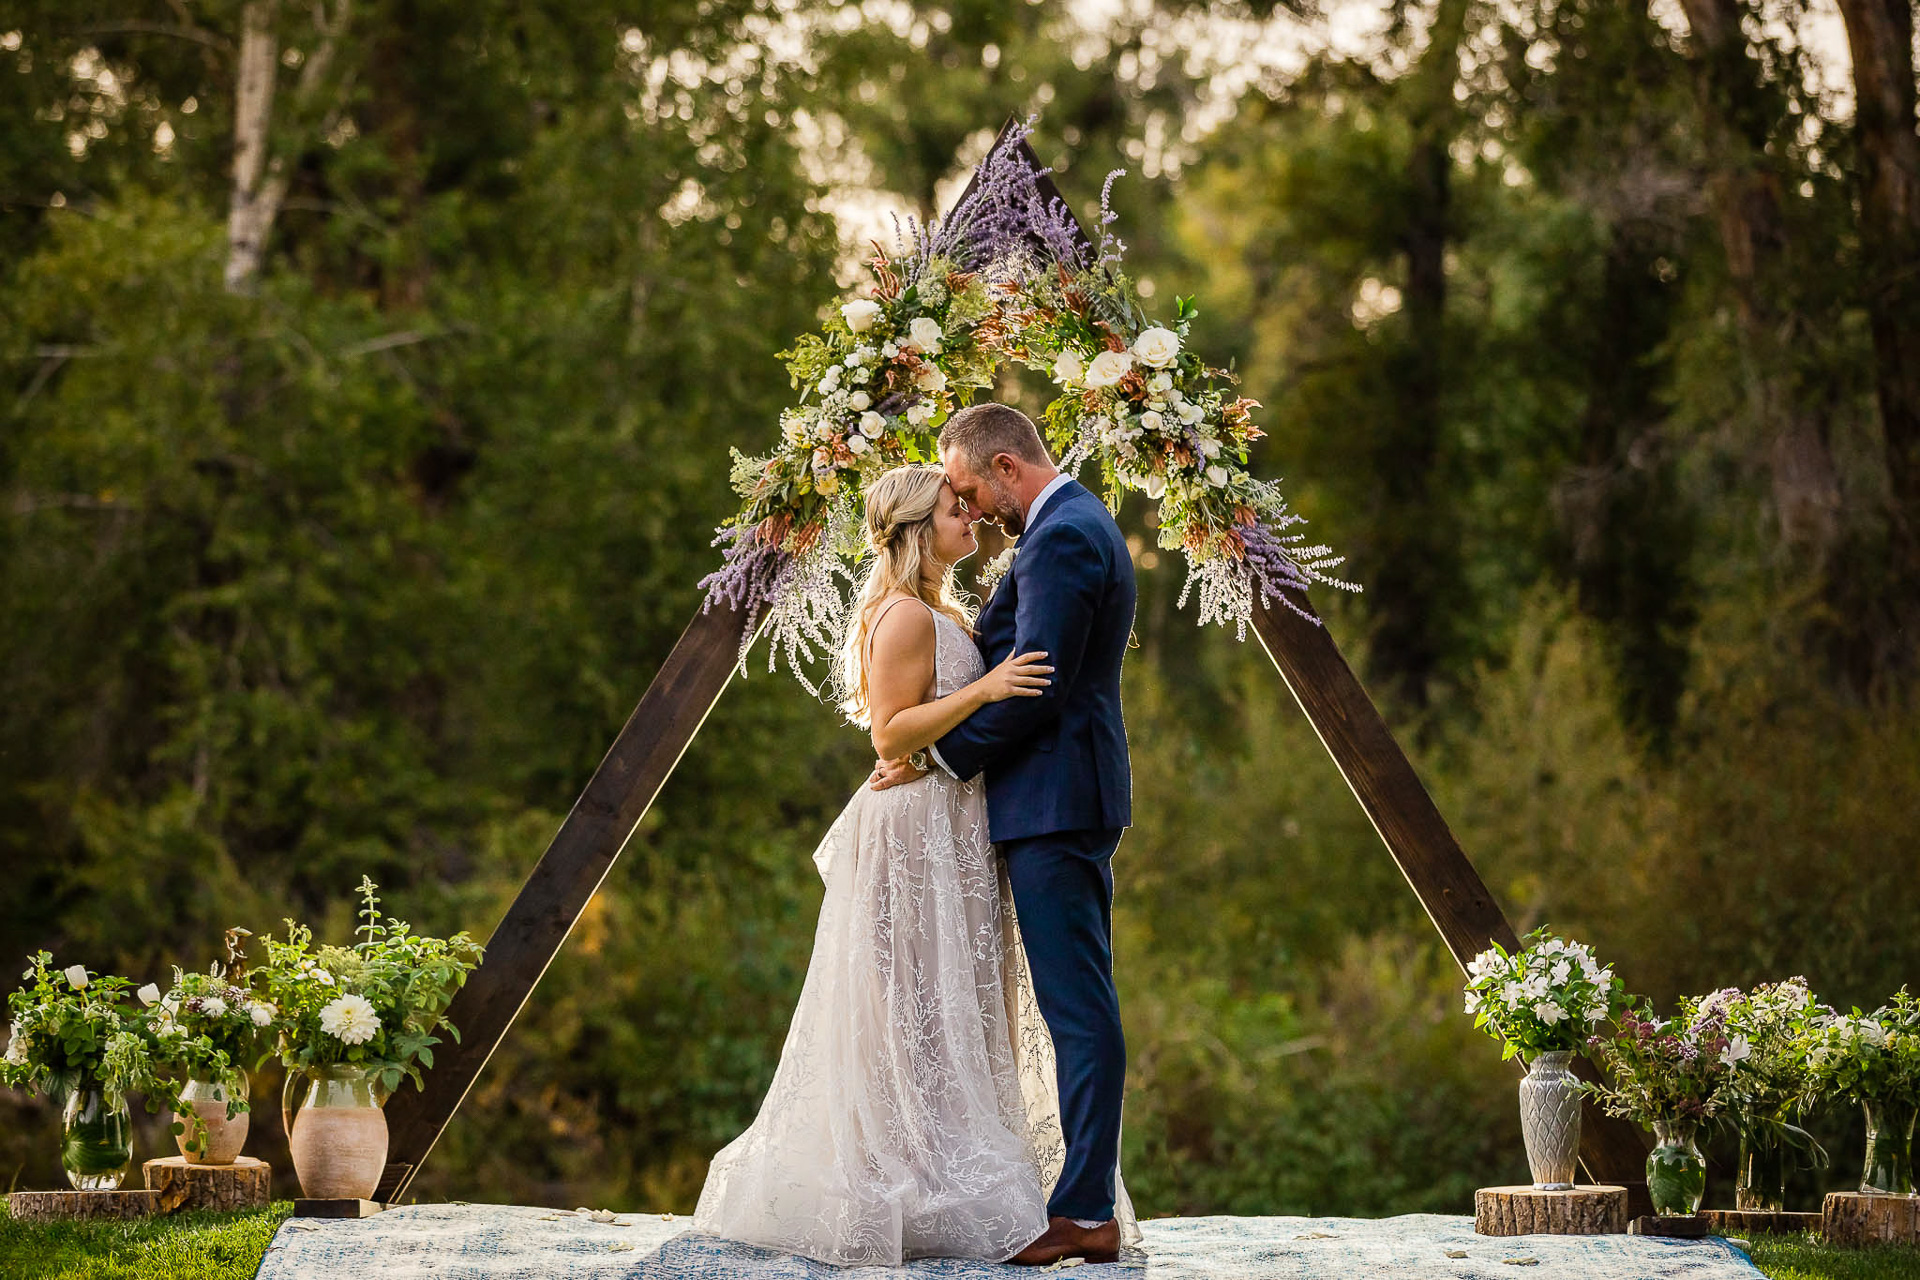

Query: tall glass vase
(1518, 1051), (1583, 1190)
(1860, 1097), (1916, 1195)
(60, 1084), (134, 1191)
(1647, 1119), (1707, 1216)
(1736, 1123), (1788, 1212)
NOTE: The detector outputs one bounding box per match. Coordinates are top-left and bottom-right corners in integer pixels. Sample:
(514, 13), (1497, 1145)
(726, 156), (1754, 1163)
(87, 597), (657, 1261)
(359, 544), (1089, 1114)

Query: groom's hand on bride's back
(869, 755), (926, 791)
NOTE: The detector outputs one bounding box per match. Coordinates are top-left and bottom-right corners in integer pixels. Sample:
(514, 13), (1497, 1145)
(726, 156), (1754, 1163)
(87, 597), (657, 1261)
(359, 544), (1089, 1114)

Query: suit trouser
(1000, 827), (1126, 1223)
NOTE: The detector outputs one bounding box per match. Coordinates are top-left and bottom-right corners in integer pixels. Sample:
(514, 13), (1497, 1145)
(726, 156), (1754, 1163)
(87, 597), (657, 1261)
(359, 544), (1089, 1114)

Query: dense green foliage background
(3, 0), (1916, 1218)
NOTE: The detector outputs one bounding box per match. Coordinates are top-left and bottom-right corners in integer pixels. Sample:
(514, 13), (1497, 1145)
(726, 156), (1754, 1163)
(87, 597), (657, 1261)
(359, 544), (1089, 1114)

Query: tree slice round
(1823, 1192), (1920, 1247)
(1475, 1185), (1630, 1236)
(142, 1155), (272, 1214)
(5, 1189), (160, 1222)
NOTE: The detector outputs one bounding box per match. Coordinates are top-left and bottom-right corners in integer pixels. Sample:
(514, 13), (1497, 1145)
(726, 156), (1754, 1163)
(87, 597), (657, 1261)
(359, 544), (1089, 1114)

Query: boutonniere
(979, 546), (1018, 598)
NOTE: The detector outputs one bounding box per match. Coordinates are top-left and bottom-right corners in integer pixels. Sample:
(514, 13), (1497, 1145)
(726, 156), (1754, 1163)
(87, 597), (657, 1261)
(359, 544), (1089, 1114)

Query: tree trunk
(1369, 0), (1471, 711)
(224, 0), (283, 294)
(1672, 0), (1842, 557)
(1835, 0), (1920, 579)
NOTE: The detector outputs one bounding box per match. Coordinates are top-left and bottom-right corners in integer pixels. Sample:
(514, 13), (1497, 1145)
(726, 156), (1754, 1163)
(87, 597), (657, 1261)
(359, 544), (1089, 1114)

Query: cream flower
(64, 965), (88, 990)
(136, 983), (161, 1007)
(907, 316), (944, 353)
(1534, 1001), (1567, 1025)
(199, 996), (228, 1018)
(858, 411), (885, 439)
(1132, 326), (1182, 368)
(1205, 465), (1230, 487)
(1144, 472), (1167, 500)
(847, 391), (872, 412)
(840, 299), (881, 333)
(313, 969), (335, 986)
(1177, 401), (1205, 425)
(248, 1001), (276, 1027)
(1053, 350), (1085, 385)
(913, 363), (948, 393)
(1138, 411), (1166, 434)
(817, 366), (842, 394)
(905, 402), (933, 426)
(1148, 372), (1173, 394)
(812, 446), (834, 472)
(318, 993), (380, 1045)
(1084, 350), (1133, 388)
(846, 433), (870, 456)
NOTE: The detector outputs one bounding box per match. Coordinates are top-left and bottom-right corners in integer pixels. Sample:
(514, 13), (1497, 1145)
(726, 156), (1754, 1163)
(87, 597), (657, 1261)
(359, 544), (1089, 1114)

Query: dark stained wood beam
(375, 602), (753, 1202)
(1250, 591), (1651, 1212)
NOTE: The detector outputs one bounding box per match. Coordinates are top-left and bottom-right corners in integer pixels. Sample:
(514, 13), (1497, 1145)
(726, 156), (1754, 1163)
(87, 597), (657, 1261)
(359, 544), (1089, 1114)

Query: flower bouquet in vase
(1807, 990), (1920, 1196)
(1707, 978), (1830, 1211)
(1584, 995), (1738, 1216)
(259, 878), (482, 1200)
(1463, 927), (1625, 1189)
(1, 954), (193, 1190)
(146, 929), (276, 1164)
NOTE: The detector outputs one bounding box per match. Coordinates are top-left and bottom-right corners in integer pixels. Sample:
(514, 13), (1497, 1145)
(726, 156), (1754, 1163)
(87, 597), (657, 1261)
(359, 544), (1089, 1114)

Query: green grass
(1744, 1232), (1920, 1280)
(0, 1200), (289, 1280)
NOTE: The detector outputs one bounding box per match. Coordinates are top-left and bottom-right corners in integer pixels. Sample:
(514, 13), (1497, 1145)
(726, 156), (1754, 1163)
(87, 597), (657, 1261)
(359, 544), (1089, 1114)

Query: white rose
(64, 965), (88, 990)
(847, 391), (871, 412)
(1148, 372), (1173, 393)
(881, 341), (899, 358)
(1206, 465), (1230, 487)
(914, 364), (947, 393)
(1054, 350), (1086, 385)
(1138, 411), (1166, 434)
(846, 434), (869, 455)
(136, 983), (161, 1007)
(1144, 472), (1166, 500)
(1084, 350), (1134, 388)
(1131, 326), (1181, 369)
(858, 411), (885, 439)
(906, 402), (933, 426)
(818, 366), (842, 394)
(908, 316), (944, 353)
(841, 298), (881, 333)
(318, 993), (380, 1046)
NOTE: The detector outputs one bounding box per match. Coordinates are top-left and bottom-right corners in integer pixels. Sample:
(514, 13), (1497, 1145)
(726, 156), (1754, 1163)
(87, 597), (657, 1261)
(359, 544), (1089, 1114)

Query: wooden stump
(1704, 1209), (1822, 1236)
(1630, 1214), (1711, 1238)
(1823, 1192), (1920, 1246)
(5, 1190), (160, 1222)
(142, 1156), (271, 1214)
(1475, 1185), (1629, 1235)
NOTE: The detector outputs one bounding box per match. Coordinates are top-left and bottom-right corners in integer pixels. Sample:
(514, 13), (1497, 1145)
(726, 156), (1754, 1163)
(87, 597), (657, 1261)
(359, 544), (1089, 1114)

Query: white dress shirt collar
(1023, 471), (1073, 530)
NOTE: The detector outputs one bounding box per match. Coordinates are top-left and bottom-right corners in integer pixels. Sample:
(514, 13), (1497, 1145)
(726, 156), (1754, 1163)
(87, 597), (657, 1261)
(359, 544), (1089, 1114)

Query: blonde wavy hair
(839, 465), (974, 727)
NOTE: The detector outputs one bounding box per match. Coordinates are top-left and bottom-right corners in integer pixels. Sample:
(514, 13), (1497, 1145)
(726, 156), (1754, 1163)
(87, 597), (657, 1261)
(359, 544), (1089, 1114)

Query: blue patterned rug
(256, 1203), (1764, 1278)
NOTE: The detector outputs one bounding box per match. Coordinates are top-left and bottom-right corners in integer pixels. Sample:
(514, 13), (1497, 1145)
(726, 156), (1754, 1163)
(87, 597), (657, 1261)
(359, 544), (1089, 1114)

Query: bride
(693, 465), (1127, 1265)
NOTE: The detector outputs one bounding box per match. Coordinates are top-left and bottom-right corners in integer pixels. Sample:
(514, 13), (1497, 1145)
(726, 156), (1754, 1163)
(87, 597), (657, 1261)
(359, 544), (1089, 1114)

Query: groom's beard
(982, 476), (1025, 535)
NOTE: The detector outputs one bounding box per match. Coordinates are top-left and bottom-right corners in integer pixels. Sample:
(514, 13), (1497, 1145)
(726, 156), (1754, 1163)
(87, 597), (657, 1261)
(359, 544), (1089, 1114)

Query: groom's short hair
(940, 403), (1052, 474)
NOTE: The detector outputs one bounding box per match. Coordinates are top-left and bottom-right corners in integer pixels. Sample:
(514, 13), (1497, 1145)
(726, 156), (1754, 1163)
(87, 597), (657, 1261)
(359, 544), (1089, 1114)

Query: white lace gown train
(692, 609), (1138, 1266)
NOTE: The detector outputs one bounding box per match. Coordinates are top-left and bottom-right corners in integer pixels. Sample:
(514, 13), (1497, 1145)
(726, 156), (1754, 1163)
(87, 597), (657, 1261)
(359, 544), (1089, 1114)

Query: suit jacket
(936, 478), (1136, 841)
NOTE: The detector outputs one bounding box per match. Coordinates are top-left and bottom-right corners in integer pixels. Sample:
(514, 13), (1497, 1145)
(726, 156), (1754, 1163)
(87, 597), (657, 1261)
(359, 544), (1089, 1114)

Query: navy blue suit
(936, 478), (1135, 1223)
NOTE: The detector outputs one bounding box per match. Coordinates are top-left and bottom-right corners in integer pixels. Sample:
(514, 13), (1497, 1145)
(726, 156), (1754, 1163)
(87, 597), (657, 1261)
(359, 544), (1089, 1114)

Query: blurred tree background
(2, 0), (1915, 1217)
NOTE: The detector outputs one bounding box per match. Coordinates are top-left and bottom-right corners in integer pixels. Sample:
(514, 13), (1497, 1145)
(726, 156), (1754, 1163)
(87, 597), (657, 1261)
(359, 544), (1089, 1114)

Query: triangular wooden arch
(374, 121), (1650, 1212)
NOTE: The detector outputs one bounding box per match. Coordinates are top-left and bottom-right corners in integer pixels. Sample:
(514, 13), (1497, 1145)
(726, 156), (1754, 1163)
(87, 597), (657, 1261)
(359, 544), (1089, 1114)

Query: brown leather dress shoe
(1008, 1215), (1121, 1266)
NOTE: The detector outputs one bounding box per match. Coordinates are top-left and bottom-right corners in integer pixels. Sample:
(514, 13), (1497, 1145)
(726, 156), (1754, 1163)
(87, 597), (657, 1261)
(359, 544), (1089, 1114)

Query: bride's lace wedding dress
(692, 605), (1137, 1266)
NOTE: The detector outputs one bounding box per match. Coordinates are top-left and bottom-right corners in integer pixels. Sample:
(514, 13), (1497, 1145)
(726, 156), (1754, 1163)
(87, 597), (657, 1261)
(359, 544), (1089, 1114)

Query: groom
(873, 402), (1136, 1266)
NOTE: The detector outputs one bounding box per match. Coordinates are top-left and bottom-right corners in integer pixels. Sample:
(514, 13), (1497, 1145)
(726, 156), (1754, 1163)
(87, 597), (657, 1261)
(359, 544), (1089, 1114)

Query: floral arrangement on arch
(256, 877), (483, 1098)
(1462, 927), (1625, 1059)
(701, 119), (1358, 688)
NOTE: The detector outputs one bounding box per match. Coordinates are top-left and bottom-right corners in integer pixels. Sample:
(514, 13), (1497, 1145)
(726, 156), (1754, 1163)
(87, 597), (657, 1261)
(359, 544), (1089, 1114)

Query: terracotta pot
(284, 1065), (387, 1199)
(175, 1074), (251, 1165)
